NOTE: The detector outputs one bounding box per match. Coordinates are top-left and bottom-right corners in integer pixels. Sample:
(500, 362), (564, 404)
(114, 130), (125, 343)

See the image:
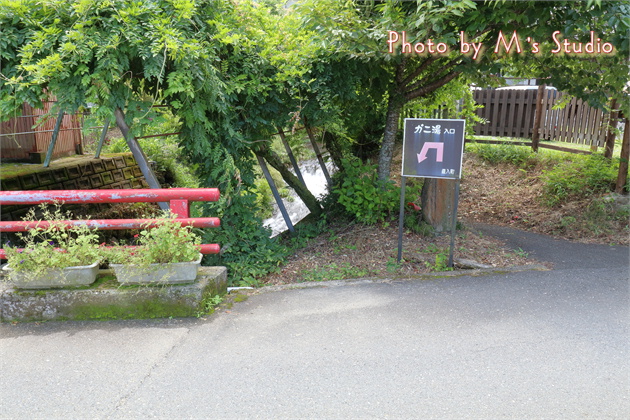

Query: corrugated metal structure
(0, 100), (83, 162)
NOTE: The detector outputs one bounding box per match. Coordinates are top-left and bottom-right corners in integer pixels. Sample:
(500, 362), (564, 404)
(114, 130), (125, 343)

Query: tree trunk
(615, 116), (629, 194)
(604, 99), (619, 159)
(421, 178), (458, 234)
(377, 96), (404, 182)
(323, 130), (344, 170)
(255, 146), (323, 217)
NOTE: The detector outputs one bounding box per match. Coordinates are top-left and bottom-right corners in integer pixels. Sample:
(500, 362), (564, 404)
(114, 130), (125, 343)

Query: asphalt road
(1, 227), (628, 419)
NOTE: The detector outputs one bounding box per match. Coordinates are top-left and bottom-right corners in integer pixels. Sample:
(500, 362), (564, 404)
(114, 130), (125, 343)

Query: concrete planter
(111, 254), (202, 285)
(1, 261), (100, 289)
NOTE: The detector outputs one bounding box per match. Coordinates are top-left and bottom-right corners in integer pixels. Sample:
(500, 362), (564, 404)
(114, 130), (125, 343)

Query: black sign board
(401, 118), (465, 179)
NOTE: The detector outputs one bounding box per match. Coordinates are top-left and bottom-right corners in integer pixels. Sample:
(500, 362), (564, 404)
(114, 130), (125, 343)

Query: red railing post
(170, 199), (189, 218)
(0, 188), (221, 259)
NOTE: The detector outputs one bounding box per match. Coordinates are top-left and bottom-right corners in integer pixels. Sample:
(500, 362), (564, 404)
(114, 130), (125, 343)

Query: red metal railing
(0, 188), (221, 259)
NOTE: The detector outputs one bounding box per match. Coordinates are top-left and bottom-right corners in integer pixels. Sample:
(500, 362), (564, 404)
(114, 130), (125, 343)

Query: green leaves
(334, 158), (400, 225)
(3, 205), (101, 275)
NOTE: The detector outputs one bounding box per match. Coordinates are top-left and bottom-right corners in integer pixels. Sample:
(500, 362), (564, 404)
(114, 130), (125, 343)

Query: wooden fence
(473, 88), (538, 139)
(537, 90), (612, 146)
(472, 87), (621, 149)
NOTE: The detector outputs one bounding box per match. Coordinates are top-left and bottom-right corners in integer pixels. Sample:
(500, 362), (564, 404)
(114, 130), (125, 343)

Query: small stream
(263, 159), (335, 237)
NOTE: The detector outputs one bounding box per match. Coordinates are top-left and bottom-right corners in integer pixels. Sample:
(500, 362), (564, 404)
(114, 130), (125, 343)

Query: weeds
(298, 262), (371, 282)
(466, 143), (537, 167)
(424, 246), (453, 272)
(542, 154), (623, 206)
(386, 257), (402, 273)
(514, 248), (529, 258)
(334, 158), (400, 225)
(197, 294), (223, 317)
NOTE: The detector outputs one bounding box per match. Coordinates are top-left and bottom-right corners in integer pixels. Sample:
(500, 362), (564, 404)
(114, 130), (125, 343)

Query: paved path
(1, 227), (628, 419)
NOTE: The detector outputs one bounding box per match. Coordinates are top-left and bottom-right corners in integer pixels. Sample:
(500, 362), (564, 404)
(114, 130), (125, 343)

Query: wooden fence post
(615, 116), (629, 194)
(531, 85), (545, 152)
(604, 99), (619, 159)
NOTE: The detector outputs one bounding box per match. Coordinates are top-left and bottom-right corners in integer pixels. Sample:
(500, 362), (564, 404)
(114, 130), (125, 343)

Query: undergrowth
(466, 143), (627, 206)
(331, 158), (422, 226)
(541, 154), (625, 206)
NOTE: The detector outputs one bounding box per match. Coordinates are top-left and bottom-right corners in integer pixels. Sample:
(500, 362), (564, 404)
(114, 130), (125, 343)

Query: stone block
(111, 169), (124, 182)
(1, 206), (18, 221)
(91, 160), (105, 174)
(36, 171), (55, 187)
(102, 158), (116, 171)
(62, 180), (79, 190)
(52, 168), (69, 183)
(19, 173), (39, 190)
(9, 208), (30, 222)
(29, 153), (45, 164)
(77, 177), (91, 190)
(114, 156), (126, 169)
(89, 174), (103, 188)
(131, 179), (144, 188)
(123, 167), (135, 180)
(120, 181), (133, 189)
(123, 154), (137, 166)
(0, 267), (228, 322)
(132, 166), (143, 177)
(79, 162), (94, 177)
(101, 171), (114, 185)
(66, 165), (81, 179)
(1, 177), (21, 192)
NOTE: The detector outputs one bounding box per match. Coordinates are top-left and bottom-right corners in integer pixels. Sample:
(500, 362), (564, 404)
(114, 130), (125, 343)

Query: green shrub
(542, 154), (622, 206)
(333, 158), (400, 225)
(105, 135), (200, 188)
(201, 193), (289, 287)
(467, 143), (536, 167)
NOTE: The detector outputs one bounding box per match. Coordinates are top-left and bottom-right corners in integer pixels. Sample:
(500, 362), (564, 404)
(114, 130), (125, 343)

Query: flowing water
(263, 159), (335, 237)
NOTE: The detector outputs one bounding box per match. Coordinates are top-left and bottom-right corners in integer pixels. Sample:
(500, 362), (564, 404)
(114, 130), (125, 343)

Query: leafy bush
(106, 135), (200, 188)
(333, 158), (400, 225)
(467, 143), (536, 167)
(201, 193), (289, 287)
(105, 212), (201, 265)
(542, 154), (622, 206)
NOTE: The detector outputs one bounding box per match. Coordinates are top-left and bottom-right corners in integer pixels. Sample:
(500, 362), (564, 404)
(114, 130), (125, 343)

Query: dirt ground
(264, 149), (628, 285)
(459, 154), (629, 245)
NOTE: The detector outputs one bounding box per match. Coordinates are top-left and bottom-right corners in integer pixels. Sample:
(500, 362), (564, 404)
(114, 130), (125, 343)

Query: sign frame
(397, 118), (466, 267)
(401, 118), (466, 180)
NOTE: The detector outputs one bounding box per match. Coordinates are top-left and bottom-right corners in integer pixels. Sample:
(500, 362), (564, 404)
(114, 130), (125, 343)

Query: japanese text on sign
(402, 118), (465, 180)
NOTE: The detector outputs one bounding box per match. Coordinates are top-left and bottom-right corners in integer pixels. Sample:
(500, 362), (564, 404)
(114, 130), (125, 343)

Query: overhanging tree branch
(404, 70), (461, 101)
(404, 56), (462, 93)
(400, 56), (438, 88)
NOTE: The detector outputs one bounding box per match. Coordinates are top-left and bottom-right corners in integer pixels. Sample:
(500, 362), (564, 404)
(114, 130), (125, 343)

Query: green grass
(298, 262), (373, 282)
(470, 135), (623, 159)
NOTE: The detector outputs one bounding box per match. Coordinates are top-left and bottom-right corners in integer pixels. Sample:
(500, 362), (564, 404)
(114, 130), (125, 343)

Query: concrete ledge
(0, 266), (227, 322)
